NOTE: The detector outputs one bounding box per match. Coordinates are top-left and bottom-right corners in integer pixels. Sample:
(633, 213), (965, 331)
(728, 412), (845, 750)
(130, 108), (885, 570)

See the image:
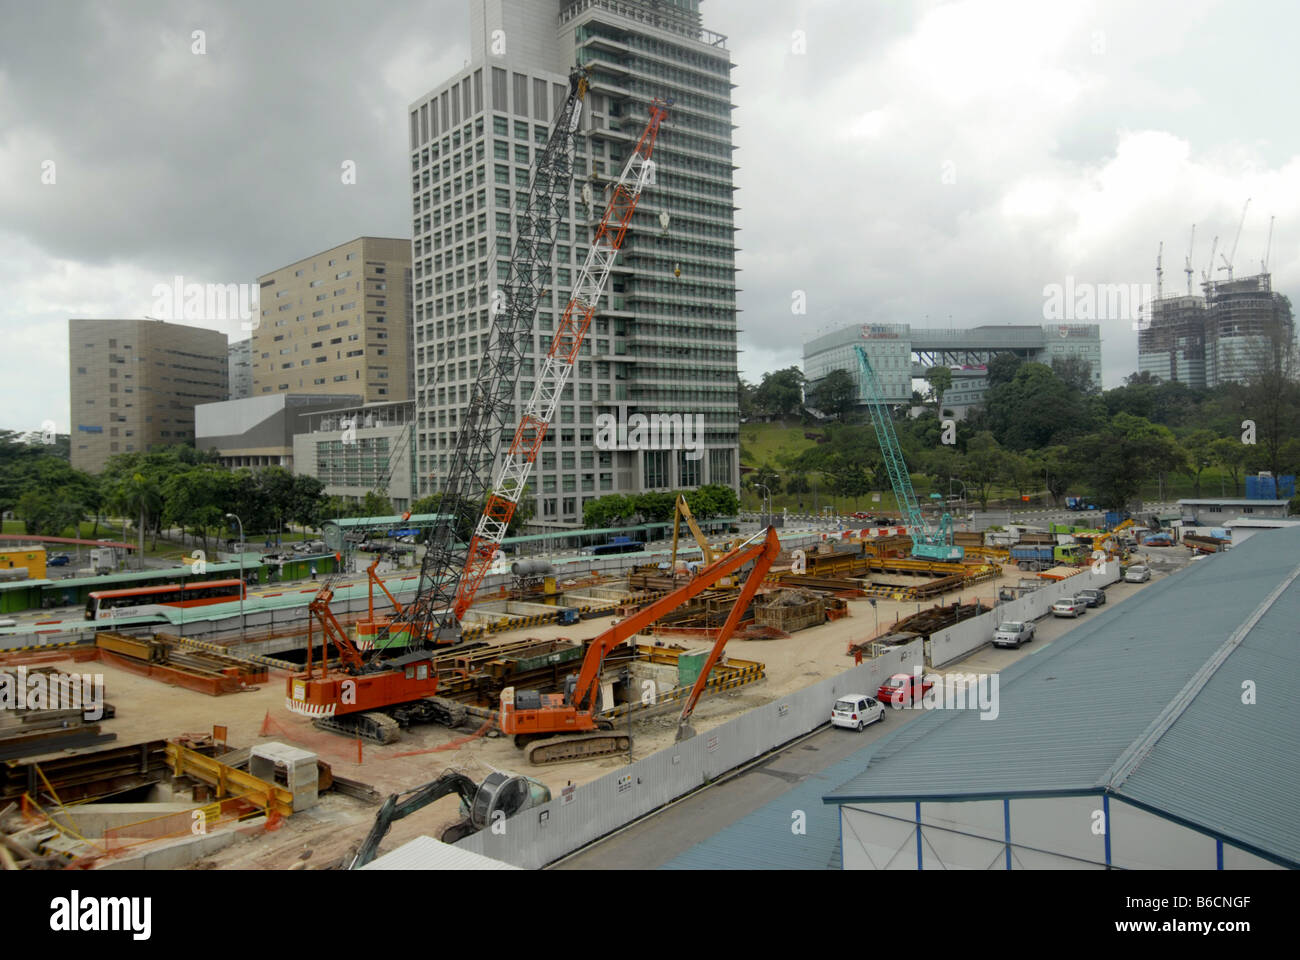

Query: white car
(1124, 564), (1151, 583)
(831, 694), (886, 731)
(993, 620), (1036, 648)
(0, 618), (15, 628)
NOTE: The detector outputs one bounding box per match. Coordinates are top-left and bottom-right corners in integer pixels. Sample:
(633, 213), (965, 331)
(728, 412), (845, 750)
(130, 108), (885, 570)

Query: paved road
(553, 570), (1182, 870)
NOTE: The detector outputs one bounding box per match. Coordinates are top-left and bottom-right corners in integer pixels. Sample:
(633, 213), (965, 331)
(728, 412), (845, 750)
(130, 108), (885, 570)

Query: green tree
(1073, 414), (1187, 512)
(984, 362), (1090, 451)
(360, 491), (394, 517)
(1003, 450), (1041, 502)
(583, 494), (636, 528)
(964, 432), (1003, 510)
(16, 489), (58, 535)
(751, 463), (782, 497)
(685, 484), (739, 519)
(810, 368), (858, 421)
(1039, 445), (1077, 506)
(754, 367), (805, 419)
(924, 365), (954, 417)
(1178, 429), (1218, 497)
(1051, 355), (1097, 395)
(738, 374), (758, 421)
(1210, 437), (1247, 497)
(109, 472), (163, 566)
(160, 467), (230, 555)
(986, 353), (1022, 387)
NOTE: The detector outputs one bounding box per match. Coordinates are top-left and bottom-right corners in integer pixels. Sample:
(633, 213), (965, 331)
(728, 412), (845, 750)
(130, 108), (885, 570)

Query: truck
(1065, 497), (1097, 511)
(1010, 543), (1054, 571)
(1011, 542), (1085, 571)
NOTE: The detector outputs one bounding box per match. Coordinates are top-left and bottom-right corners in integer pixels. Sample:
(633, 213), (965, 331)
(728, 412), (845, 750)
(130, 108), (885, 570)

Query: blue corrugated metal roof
(823, 526), (1300, 867)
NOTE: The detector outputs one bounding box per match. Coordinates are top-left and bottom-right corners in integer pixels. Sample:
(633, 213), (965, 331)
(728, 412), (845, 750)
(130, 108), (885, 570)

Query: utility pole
(225, 513), (246, 640)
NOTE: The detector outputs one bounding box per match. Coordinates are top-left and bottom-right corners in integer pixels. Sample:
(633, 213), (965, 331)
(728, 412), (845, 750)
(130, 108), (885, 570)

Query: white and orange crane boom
(453, 99), (672, 620)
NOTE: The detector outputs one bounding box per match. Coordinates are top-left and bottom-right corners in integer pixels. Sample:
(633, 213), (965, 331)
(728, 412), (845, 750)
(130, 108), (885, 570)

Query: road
(552, 572), (1179, 870)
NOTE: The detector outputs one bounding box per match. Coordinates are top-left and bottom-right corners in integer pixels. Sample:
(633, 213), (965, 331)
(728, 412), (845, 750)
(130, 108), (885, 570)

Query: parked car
(877, 672), (933, 707)
(993, 620), (1036, 648)
(831, 694), (886, 731)
(1052, 598), (1083, 618)
(0, 618), (16, 628)
(1124, 564), (1151, 583)
(47, 553), (71, 566)
(1075, 588), (1106, 607)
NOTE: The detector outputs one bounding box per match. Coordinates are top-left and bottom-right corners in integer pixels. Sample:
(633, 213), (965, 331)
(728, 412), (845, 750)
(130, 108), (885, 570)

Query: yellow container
(0, 546), (46, 580)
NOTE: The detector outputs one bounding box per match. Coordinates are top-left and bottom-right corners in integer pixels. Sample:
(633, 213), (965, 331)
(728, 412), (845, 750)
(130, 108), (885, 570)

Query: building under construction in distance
(1139, 273), (1294, 388)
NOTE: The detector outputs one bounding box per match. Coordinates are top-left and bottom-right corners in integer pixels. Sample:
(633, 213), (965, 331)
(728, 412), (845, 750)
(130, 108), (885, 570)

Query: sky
(2, 0), (1298, 435)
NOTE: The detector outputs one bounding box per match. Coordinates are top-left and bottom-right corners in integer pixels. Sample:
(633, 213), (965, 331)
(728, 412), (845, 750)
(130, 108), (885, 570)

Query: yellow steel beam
(165, 743), (295, 817)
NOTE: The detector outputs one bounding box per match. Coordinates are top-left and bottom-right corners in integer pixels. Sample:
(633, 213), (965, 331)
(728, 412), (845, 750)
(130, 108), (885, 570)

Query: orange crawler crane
(500, 527), (782, 764)
(285, 586), (465, 744)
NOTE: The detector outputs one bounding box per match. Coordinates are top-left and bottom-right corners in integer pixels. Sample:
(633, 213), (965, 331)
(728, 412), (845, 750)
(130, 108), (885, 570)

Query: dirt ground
(17, 566), (1032, 869)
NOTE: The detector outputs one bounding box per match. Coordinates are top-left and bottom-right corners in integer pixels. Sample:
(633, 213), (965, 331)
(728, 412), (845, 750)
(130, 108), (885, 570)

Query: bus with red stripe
(85, 580), (246, 621)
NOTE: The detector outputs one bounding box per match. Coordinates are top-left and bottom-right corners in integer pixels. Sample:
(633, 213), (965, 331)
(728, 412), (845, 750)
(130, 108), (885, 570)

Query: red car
(877, 672), (934, 708)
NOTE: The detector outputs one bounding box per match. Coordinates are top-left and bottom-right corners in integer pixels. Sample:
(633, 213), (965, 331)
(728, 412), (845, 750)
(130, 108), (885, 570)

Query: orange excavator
(500, 526), (782, 764)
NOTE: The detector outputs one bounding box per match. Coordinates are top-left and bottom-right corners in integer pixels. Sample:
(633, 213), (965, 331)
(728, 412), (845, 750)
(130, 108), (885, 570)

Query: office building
(408, 0), (739, 527)
(69, 318), (228, 473)
(229, 338), (253, 400)
(803, 323), (1102, 417)
(293, 399), (417, 512)
(253, 237), (412, 403)
(194, 393), (361, 470)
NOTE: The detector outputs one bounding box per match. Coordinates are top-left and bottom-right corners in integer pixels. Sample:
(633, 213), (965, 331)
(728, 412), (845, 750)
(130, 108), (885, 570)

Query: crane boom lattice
(375, 70), (590, 655)
(453, 98), (671, 620)
(854, 345), (962, 561)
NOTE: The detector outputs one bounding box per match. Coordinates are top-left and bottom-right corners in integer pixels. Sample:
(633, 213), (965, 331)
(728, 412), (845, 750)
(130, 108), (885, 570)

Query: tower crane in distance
(855, 344), (963, 561)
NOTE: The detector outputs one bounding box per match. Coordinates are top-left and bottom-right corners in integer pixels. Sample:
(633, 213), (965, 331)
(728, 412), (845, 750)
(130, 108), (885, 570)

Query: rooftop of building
(819, 525), (1300, 867)
(258, 236), (410, 280)
(1177, 498), (1288, 506)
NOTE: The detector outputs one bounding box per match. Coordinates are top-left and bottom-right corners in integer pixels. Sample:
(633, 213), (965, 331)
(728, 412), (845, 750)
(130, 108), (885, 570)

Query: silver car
(1052, 598), (1082, 618)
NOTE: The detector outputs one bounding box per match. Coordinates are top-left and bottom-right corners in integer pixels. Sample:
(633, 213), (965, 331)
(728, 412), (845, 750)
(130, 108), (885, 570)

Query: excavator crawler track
(313, 711), (401, 745)
(525, 731), (631, 765)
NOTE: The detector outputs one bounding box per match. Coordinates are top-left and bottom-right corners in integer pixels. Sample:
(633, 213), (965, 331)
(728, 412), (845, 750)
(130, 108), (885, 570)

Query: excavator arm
(569, 527), (782, 714)
(348, 771), (478, 869)
(671, 493), (715, 568)
(675, 524), (782, 739)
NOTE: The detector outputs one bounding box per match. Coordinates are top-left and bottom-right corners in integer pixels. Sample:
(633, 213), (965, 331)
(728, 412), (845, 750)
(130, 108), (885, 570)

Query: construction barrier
(454, 640), (923, 869)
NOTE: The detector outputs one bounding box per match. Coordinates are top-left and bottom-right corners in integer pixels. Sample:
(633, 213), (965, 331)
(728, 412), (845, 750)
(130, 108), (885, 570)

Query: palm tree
(108, 473), (161, 570)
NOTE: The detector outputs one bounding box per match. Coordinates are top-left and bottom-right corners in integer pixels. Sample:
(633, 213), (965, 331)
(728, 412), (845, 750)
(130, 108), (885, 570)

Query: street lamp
(225, 513), (245, 639)
(754, 483), (771, 528)
(949, 476), (968, 518)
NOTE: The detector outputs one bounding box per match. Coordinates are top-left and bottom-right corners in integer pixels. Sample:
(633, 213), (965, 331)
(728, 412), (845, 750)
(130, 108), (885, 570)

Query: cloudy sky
(2, 0), (1297, 434)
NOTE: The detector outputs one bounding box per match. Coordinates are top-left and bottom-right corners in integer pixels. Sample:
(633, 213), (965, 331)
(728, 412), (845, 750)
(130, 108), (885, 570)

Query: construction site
(2, 509), (1119, 871)
(0, 66), (1135, 873)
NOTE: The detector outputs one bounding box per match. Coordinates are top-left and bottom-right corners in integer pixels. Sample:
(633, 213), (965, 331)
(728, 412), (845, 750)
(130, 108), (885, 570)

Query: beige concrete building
(69, 318), (228, 473)
(253, 237), (412, 403)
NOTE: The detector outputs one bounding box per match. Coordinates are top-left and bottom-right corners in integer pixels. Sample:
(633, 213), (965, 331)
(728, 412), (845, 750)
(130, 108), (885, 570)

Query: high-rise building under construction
(1139, 273), (1294, 388)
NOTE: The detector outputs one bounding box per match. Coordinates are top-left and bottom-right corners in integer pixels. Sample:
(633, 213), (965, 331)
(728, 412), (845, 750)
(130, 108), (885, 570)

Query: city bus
(85, 579), (246, 621)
